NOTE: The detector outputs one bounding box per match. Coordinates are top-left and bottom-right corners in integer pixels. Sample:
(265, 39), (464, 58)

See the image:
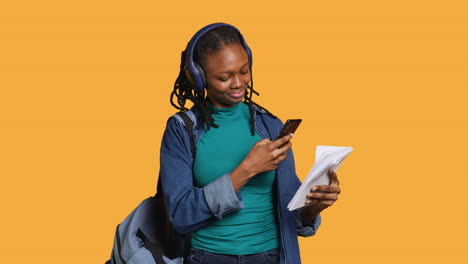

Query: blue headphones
(184, 23), (253, 91)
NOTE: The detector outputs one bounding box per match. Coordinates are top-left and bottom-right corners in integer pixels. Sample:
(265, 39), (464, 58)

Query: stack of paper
(287, 145), (353, 211)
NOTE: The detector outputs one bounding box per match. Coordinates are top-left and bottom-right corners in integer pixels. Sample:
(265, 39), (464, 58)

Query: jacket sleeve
(296, 210), (321, 237)
(159, 117), (244, 235)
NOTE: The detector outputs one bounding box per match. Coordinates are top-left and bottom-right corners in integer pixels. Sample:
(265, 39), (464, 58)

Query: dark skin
(301, 169), (341, 224)
(202, 43), (341, 225)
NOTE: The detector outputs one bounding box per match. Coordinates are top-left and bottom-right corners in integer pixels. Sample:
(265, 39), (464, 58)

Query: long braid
(242, 69), (276, 135)
(170, 26), (276, 132)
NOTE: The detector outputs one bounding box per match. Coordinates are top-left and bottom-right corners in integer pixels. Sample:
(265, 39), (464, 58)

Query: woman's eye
(219, 77), (229, 82)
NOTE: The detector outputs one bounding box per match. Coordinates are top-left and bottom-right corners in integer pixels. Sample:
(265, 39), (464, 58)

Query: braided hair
(170, 25), (276, 135)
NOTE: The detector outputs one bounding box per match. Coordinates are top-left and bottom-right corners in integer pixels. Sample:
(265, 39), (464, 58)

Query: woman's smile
(227, 89), (245, 99)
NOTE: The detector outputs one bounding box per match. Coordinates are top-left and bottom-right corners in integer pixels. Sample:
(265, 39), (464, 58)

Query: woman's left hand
(305, 169), (341, 209)
(300, 169), (341, 224)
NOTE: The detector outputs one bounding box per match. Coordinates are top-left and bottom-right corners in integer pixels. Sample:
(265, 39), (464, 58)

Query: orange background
(1, 1), (467, 263)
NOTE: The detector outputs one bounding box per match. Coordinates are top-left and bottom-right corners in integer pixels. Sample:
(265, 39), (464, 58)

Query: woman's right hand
(230, 134), (293, 191)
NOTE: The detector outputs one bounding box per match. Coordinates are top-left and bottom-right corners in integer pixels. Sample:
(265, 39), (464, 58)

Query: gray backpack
(105, 112), (196, 264)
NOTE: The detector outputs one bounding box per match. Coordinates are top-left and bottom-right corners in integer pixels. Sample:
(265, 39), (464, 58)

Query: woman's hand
(230, 134), (293, 191)
(300, 169), (341, 224)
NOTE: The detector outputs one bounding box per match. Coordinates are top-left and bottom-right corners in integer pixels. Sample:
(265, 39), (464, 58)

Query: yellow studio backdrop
(1, 0), (467, 263)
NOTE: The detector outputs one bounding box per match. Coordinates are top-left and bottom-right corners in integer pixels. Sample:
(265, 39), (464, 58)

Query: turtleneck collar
(208, 102), (247, 123)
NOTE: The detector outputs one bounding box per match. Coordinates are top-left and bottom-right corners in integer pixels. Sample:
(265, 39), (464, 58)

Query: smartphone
(275, 119), (302, 140)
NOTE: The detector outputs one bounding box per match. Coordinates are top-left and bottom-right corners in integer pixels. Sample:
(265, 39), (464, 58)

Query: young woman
(159, 23), (341, 264)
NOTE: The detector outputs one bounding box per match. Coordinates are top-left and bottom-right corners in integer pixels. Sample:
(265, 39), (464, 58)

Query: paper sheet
(287, 145), (353, 211)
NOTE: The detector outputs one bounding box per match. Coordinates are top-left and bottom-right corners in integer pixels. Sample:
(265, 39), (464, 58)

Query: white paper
(287, 145), (353, 211)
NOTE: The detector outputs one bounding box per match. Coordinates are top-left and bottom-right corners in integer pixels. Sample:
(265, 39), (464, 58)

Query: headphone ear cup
(194, 63), (207, 89)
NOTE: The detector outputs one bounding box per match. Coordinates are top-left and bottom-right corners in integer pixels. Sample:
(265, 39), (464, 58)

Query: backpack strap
(137, 228), (166, 264)
(156, 110), (197, 196)
(172, 111), (197, 158)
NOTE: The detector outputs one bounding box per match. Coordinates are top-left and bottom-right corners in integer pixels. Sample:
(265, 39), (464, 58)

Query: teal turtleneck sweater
(191, 102), (279, 255)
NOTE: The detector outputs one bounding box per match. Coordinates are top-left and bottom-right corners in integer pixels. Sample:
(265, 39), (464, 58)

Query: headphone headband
(183, 23), (253, 91)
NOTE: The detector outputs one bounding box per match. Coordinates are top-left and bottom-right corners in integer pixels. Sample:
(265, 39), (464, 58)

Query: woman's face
(202, 43), (251, 108)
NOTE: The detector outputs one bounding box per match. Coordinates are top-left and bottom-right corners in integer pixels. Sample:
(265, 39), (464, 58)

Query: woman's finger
(255, 138), (271, 146)
(272, 133), (293, 149)
(272, 141), (292, 158)
(276, 153), (287, 163)
(305, 198), (335, 207)
(307, 192), (339, 201)
(320, 200), (335, 206)
(310, 185), (341, 194)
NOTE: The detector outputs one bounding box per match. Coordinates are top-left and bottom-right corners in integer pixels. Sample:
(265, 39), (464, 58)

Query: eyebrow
(217, 63), (249, 74)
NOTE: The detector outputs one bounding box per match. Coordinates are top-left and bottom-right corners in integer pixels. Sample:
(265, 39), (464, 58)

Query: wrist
(234, 161), (256, 179)
(300, 205), (323, 225)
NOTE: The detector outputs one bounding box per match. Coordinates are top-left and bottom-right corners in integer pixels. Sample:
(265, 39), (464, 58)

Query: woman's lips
(228, 89), (245, 98)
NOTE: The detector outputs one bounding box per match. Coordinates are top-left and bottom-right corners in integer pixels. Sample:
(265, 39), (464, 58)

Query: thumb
(328, 169), (339, 186)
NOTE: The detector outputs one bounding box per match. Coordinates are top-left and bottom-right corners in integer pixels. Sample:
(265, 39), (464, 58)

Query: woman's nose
(230, 74), (242, 89)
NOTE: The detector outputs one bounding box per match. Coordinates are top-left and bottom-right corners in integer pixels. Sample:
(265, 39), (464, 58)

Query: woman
(159, 23), (341, 264)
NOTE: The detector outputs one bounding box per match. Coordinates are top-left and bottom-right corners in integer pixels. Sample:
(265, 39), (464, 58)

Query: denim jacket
(159, 104), (321, 264)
